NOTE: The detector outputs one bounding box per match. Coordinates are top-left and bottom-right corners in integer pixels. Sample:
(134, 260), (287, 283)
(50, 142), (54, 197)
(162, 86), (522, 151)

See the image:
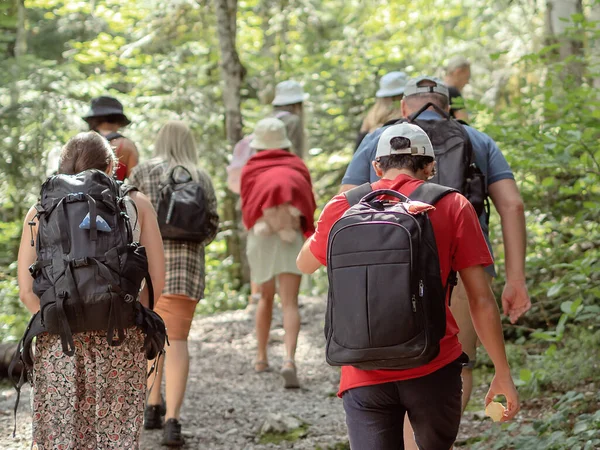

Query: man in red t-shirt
(297, 123), (519, 449)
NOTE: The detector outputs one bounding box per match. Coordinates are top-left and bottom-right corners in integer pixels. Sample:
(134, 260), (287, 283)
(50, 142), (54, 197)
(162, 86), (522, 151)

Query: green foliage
(258, 423), (309, 445)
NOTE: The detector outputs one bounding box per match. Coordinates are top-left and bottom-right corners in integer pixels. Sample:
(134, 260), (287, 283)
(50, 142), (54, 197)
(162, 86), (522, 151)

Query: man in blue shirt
(340, 76), (530, 449)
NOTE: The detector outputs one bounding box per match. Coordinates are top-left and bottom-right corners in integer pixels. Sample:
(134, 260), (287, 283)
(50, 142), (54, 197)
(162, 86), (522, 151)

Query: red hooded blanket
(241, 150), (316, 238)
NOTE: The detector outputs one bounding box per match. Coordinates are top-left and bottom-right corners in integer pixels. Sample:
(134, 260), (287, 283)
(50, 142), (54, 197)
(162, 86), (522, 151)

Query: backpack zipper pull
(412, 295), (417, 313)
(419, 280), (424, 297)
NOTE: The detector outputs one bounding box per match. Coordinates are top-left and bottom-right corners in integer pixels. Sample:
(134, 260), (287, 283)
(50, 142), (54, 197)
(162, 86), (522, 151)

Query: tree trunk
(545, 0), (584, 82)
(213, 0), (250, 287)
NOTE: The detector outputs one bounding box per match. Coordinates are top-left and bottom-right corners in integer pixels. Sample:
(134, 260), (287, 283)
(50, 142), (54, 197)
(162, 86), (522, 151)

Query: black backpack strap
(409, 182), (460, 304)
(344, 183), (373, 206)
(408, 182), (458, 206)
(8, 312), (46, 437)
(120, 183), (138, 196)
(104, 131), (123, 142)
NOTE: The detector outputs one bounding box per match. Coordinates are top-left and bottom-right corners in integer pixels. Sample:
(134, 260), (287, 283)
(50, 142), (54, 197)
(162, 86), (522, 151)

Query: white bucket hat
(376, 72), (408, 98)
(272, 80), (308, 106)
(375, 123), (435, 159)
(250, 118), (292, 150)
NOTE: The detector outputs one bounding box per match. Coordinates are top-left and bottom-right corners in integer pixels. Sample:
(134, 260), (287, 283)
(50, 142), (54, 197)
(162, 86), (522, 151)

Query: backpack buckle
(72, 257), (90, 268)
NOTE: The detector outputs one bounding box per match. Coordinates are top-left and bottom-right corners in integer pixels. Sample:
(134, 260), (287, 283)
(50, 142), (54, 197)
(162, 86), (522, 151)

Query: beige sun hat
(250, 118), (293, 150)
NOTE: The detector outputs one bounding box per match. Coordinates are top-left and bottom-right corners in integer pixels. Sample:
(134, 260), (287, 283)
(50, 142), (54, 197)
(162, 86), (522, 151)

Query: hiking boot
(162, 418), (185, 447)
(144, 401), (166, 430)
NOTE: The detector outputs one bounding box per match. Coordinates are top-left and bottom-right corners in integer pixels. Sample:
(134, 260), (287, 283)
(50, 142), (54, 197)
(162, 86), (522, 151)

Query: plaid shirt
(129, 158), (219, 300)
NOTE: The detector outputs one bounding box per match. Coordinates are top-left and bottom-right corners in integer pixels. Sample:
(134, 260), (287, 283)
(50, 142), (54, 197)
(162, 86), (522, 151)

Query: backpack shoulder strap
(120, 183), (138, 196)
(343, 182), (373, 206)
(409, 182), (458, 206)
(104, 131), (124, 142)
(410, 182), (460, 303)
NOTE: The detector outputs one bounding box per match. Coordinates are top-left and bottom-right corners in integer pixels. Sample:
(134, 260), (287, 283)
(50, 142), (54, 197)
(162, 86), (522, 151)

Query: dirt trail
(0, 297), (349, 449)
(0, 296), (494, 449)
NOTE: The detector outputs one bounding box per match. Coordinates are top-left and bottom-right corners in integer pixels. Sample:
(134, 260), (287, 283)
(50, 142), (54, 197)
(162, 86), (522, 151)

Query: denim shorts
(342, 354), (468, 450)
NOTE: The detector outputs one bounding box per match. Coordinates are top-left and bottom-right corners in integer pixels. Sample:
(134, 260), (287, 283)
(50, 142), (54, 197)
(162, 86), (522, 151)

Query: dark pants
(342, 357), (465, 450)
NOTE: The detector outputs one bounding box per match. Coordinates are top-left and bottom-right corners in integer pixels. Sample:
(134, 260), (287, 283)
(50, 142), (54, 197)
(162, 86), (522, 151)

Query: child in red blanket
(241, 118), (316, 388)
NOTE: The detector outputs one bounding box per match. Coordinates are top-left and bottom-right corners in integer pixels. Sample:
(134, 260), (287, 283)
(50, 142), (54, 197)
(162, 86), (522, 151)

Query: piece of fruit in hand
(485, 401), (506, 422)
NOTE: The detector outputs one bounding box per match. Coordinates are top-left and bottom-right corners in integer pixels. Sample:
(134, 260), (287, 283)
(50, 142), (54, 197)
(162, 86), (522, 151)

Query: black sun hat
(82, 96), (131, 126)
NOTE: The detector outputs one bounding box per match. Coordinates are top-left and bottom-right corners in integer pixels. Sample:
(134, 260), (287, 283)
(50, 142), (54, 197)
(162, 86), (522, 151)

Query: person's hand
(502, 279), (531, 324)
(485, 373), (520, 422)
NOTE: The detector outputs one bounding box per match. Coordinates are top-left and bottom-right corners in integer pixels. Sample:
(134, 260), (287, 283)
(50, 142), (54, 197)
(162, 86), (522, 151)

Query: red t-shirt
(309, 174), (493, 396)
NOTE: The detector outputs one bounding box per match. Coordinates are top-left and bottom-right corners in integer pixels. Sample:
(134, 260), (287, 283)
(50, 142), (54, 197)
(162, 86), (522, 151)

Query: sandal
(254, 360), (271, 373)
(280, 359), (300, 389)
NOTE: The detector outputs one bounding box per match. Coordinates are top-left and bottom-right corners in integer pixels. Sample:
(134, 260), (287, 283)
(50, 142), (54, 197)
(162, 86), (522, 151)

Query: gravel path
(0, 295), (498, 449)
(0, 297), (349, 449)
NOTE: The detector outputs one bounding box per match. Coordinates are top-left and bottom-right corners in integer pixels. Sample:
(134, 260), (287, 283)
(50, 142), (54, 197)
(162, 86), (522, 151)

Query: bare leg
(147, 356), (165, 405)
(277, 273), (302, 362)
(164, 340), (190, 420)
(255, 278), (276, 366)
(403, 415), (419, 450)
(249, 281), (260, 304)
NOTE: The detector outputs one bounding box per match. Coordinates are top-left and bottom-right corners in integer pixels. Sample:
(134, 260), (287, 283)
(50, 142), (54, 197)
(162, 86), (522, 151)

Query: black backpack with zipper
(156, 165), (218, 242)
(7, 170), (167, 435)
(325, 182), (457, 370)
(385, 102), (488, 218)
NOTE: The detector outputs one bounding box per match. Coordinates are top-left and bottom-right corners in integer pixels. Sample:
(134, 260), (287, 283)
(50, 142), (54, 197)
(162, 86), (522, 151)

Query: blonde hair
(153, 120), (199, 180)
(360, 97), (403, 134)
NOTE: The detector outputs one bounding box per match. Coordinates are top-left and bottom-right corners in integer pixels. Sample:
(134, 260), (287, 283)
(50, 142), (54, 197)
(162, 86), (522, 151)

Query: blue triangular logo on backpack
(79, 213), (111, 232)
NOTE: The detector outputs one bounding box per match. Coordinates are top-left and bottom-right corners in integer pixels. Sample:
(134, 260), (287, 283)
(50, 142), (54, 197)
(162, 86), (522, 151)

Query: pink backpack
(226, 111), (290, 194)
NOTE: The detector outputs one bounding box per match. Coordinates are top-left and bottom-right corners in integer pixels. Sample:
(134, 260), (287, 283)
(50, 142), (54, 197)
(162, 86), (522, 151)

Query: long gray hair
(153, 120), (199, 180)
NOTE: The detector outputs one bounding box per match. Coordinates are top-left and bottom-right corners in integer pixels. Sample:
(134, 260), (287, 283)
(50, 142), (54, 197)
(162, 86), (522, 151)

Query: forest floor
(0, 295), (543, 449)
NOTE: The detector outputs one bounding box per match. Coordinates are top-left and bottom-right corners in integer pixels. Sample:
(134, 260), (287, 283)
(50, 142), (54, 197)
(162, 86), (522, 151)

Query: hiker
(338, 75), (530, 449)
(271, 79), (307, 159)
(227, 79), (308, 194)
(297, 123), (520, 449)
(226, 80), (308, 304)
(16, 131), (166, 449)
(129, 120), (219, 447)
(356, 71), (408, 150)
(444, 56), (471, 121)
(83, 95), (139, 181)
(240, 118), (316, 388)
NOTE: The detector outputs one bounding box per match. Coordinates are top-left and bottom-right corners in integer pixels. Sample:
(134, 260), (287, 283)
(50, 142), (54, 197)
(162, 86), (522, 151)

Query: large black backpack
(325, 182), (457, 370)
(7, 170), (167, 435)
(156, 166), (218, 242)
(386, 103), (488, 217)
(28, 169), (152, 354)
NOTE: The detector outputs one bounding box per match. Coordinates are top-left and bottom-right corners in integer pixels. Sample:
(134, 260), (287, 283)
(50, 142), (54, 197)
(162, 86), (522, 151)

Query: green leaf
(519, 368), (533, 382)
(547, 283), (564, 297)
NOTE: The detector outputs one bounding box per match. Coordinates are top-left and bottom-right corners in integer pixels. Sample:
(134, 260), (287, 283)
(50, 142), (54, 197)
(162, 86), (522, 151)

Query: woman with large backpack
(129, 120), (219, 447)
(16, 131), (166, 449)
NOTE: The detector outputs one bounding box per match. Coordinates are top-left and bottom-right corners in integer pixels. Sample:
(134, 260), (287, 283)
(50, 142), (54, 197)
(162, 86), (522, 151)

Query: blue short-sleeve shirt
(341, 111), (515, 276)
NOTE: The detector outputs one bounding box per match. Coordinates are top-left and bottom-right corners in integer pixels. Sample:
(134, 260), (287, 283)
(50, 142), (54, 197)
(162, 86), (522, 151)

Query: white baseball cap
(376, 71), (408, 98)
(375, 123), (435, 159)
(250, 118), (292, 150)
(272, 80), (308, 106)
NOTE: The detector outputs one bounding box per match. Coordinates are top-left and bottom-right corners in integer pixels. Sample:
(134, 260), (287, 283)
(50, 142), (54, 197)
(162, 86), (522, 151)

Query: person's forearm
(499, 203), (526, 281)
(470, 296), (511, 374)
(20, 291), (40, 314)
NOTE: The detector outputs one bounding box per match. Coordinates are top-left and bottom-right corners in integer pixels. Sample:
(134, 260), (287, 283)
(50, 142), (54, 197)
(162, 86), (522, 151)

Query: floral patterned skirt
(32, 327), (147, 450)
